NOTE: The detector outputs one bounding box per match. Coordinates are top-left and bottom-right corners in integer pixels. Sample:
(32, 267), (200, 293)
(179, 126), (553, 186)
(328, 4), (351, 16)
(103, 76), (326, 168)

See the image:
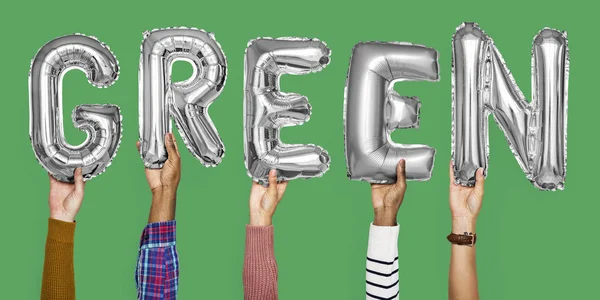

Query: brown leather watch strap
(446, 232), (477, 246)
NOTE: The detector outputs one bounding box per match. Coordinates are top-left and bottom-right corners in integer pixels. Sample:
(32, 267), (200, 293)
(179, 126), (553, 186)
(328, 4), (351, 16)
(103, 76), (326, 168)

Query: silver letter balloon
(244, 38), (331, 184)
(139, 28), (227, 168)
(452, 22), (569, 191)
(344, 42), (439, 183)
(29, 34), (122, 183)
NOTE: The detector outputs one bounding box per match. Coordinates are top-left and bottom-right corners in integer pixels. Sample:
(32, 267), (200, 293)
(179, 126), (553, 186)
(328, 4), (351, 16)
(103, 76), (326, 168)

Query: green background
(1, 0), (597, 299)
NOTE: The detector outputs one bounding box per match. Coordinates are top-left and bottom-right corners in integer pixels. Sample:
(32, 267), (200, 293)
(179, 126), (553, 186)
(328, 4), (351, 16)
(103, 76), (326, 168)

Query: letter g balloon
(29, 34), (122, 183)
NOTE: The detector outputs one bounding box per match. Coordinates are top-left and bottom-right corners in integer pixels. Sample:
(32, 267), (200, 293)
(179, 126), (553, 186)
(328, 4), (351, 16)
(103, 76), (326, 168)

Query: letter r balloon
(344, 42), (439, 183)
(139, 28), (227, 168)
(452, 23), (569, 190)
(244, 38), (331, 184)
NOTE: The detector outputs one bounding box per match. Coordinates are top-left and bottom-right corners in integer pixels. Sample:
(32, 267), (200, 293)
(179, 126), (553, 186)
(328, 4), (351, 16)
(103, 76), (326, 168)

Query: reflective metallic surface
(452, 22), (569, 190)
(139, 28), (227, 168)
(344, 42), (439, 184)
(29, 34), (122, 183)
(244, 38), (331, 184)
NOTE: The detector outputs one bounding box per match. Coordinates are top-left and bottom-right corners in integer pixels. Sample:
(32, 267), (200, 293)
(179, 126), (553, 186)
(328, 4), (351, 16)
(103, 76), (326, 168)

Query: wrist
(452, 216), (477, 233)
(249, 212), (272, 226)
(152, 186), (177, 201)
(374, 208), (398, 226)
(50, 210), (75, 223)
(50, 215), (75, 223)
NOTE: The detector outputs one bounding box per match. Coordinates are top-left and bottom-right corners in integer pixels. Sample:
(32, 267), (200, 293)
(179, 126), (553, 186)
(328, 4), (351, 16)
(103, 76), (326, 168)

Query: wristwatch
(446, 232), (477, 246)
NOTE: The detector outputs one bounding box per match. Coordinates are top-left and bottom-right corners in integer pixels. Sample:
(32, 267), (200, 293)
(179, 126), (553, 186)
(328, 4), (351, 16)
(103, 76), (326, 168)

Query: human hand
(137, 133), (181, 196)
(48, 168), (85, 222)
(248, 170), (288, 226)
(137, 133), (181, 223)
(371, 159), (406, 226)
(449, 161), (485, 232)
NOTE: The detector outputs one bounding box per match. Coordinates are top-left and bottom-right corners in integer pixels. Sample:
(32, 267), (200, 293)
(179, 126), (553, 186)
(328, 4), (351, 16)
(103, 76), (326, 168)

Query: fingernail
(400, 159), (406, 167)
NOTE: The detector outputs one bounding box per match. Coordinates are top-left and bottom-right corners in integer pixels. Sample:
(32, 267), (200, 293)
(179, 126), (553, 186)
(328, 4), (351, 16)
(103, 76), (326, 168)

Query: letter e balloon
(344, 42), (439, 183)
(244, 38), (331, 184)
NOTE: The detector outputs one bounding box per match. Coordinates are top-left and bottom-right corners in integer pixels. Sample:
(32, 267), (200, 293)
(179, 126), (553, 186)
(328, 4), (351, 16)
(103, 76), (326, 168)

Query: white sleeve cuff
(367, 222), (400, 260)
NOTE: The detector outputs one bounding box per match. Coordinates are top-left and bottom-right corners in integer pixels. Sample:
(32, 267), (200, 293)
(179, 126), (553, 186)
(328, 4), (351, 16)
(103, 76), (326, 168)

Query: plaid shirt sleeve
(135, 220), (179, 300)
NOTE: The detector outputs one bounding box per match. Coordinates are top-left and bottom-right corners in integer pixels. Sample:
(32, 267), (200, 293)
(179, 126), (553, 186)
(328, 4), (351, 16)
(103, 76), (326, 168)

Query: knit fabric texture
(243, 225), (278, 300)
(41, 218), (76, 300)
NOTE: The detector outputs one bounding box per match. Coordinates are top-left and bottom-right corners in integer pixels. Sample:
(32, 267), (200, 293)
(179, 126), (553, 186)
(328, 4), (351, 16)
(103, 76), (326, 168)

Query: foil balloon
(244, 37), (331, 184)
(344, 42), (439, 184)
(452, 22), (569, 191)
(139, 28), (227, 168)
(29, 34), (122, 183)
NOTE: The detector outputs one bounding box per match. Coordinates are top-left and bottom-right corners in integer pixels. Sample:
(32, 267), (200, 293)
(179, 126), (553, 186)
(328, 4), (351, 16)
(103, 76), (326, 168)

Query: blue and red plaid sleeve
(135, 220), (179, 300)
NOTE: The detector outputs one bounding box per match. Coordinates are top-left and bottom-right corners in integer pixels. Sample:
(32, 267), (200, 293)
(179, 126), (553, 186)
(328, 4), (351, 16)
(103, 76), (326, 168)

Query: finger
(165, 133), (180, 161)
(266, 169), (278, 196)
(474, 168), (485, 194)
(449, 160), (458, 186)
(137, 141), (150, 173)
(395, 159), (406, 188)
(278, 180), (289, 189)
(251, 180), (261, 189)
(74, 168), (85, 196)
(277, 180), (289, 197)
(48, 172), (57, 184)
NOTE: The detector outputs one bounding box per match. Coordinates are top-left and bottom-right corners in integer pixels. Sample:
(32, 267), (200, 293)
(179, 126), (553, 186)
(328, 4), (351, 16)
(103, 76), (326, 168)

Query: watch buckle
(464, 232), (475, 247)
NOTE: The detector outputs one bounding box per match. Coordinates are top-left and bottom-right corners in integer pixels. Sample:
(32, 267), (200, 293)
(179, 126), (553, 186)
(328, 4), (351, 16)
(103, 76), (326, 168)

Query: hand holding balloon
(371, 160), (407, 226)
(48, 168), (85, 223)
(137, 133), (181, 223)
(449, 161), (485, 232)
(248, 170), (288, 226)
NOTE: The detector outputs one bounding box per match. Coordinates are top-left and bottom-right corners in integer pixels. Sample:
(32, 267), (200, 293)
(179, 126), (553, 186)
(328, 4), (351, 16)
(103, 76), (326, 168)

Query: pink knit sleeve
(243, 225), (278, 300)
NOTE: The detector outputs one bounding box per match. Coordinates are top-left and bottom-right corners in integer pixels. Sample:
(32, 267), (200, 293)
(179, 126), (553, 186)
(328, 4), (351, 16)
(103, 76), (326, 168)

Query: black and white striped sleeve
(366, 223), (400, 300)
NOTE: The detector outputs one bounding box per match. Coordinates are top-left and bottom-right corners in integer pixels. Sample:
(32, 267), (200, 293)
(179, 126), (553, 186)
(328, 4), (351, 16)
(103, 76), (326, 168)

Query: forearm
(448, 217), (478, 300)
(135, 221), (178, 300)
(373, 208), (398, 227)
(148, 188), (176, 223)
(243, 225), (278, 300)
(41, 218), (76, 300)
(366, 222), (400, 300)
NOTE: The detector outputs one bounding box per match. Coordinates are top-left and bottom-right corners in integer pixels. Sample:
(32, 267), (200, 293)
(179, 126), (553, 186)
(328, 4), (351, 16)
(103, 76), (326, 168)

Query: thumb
(266, 169), (279, 199)
(73, 168), (85, 198)
(165, 133), (181, 164)
(474, 168), (485, 195)
(395, 159), (406, 189)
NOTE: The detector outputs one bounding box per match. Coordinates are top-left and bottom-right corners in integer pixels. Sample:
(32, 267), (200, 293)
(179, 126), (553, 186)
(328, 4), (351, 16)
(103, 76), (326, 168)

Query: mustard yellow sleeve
(41, 218), (76, 300)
